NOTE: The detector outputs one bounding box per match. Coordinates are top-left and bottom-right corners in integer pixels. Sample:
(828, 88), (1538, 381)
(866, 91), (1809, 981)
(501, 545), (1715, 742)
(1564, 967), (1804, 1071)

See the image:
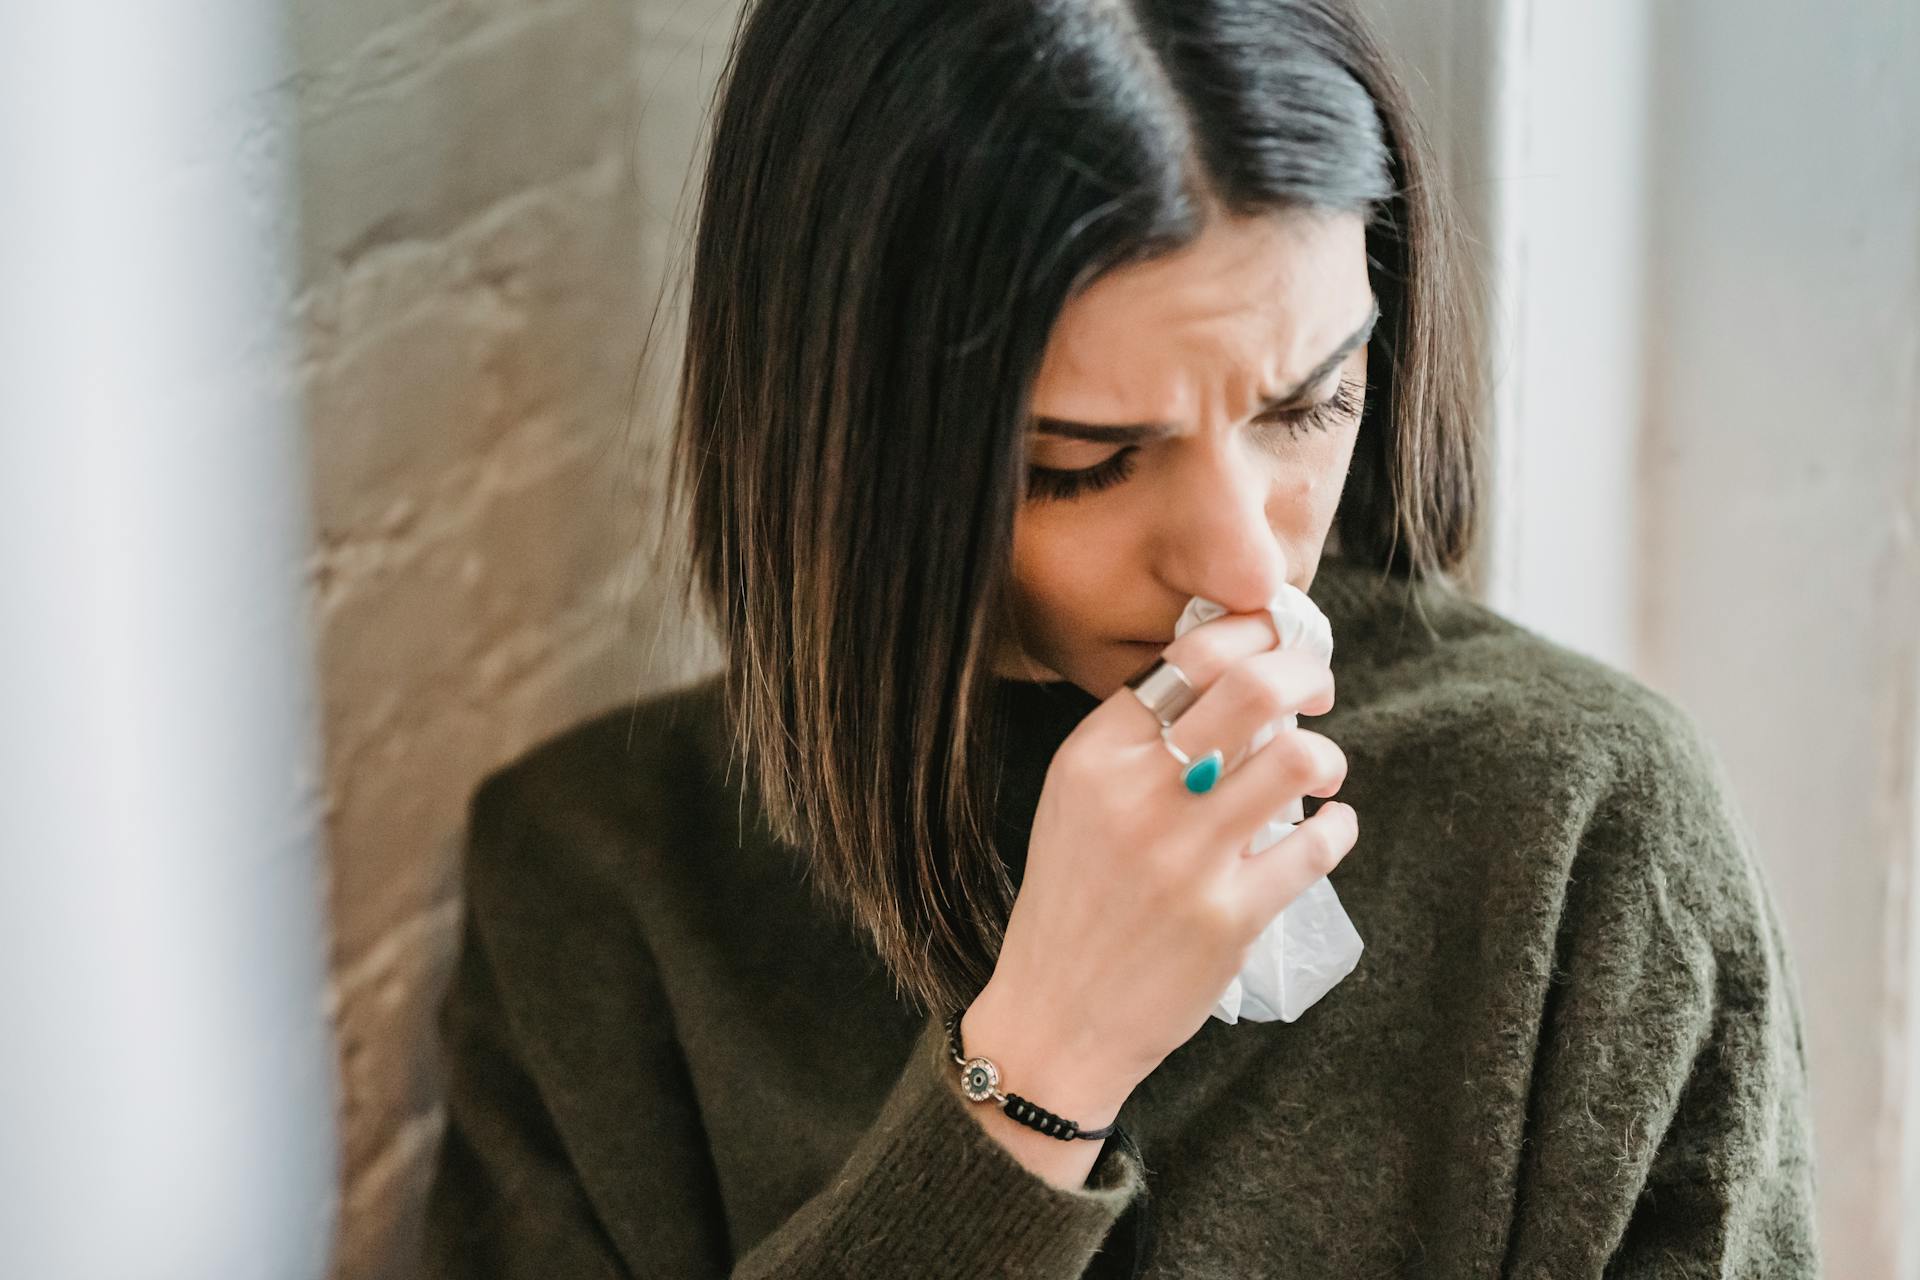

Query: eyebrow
(1031, 295), (1381, 443)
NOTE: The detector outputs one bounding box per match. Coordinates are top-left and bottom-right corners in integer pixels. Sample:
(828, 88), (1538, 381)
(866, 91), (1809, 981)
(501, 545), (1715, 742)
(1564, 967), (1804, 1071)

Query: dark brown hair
(657, 0), (1485, 1016)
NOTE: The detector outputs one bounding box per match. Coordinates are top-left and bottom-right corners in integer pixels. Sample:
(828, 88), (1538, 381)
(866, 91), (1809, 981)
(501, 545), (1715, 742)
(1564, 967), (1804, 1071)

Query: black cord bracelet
(943, 1010), (1118, 1141)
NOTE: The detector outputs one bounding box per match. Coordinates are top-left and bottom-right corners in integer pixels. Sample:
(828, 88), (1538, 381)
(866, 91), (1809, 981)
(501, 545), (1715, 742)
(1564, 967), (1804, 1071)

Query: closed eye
(1256, 372), (1367, 439)
(1023, 373), (1367, 503)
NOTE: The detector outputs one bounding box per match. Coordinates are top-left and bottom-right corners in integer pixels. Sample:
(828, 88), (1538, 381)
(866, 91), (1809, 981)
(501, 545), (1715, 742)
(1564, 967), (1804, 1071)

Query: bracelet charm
(943, 1009), (1119, 1142)
(959, 1055), (1000, 1102)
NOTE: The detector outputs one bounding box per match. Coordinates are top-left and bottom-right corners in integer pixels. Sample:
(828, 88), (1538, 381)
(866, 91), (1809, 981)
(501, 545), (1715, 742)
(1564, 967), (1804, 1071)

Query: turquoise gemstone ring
(1159, 726), (1225, 795)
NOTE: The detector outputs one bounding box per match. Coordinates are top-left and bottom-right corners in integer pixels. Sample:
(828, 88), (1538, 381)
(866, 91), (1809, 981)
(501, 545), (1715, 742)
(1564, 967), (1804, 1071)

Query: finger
(1230, 801), (1359, 930)
(1161, 646), (1334, 772)
(1196, 725), (1348, 848)
(1095, 612), (1281, 732)
(1146, 612), (1281, 690)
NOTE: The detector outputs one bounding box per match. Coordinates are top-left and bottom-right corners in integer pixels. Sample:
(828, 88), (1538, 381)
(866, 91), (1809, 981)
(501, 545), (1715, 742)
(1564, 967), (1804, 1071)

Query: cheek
(1008, 505), (1133, 631)
(1240, 442), (1348, 529)
(1266, 418), (1362, 508)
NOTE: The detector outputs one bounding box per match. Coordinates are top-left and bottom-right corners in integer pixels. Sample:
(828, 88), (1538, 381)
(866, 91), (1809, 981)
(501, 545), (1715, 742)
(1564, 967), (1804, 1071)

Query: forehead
(1033, 211), (1371, 417)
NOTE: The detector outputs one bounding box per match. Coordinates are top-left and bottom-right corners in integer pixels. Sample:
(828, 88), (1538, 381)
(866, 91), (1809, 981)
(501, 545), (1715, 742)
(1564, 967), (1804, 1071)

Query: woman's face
(996, 209), (1377, 698)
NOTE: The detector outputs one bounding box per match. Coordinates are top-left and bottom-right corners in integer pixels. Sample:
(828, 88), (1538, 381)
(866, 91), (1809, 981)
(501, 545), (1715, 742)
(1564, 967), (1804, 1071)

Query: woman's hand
(962, 613), (1356, 1129)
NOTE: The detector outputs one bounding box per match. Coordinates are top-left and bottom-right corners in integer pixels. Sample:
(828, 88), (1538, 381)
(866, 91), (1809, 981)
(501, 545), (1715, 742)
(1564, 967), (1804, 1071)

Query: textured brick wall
(292, 2), (735, 1274)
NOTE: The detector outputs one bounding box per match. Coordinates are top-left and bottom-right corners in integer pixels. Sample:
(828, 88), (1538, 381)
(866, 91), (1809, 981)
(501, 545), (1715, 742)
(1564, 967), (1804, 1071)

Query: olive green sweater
(420, 556), (1821, 1277)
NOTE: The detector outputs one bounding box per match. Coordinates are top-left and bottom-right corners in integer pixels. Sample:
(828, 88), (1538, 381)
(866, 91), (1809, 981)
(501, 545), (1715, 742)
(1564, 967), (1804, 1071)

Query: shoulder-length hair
(661, 0), (1484, 1017)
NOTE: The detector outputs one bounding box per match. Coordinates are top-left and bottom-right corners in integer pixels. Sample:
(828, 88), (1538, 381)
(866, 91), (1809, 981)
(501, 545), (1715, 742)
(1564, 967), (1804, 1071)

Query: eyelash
(1023, 375), (1367, 504)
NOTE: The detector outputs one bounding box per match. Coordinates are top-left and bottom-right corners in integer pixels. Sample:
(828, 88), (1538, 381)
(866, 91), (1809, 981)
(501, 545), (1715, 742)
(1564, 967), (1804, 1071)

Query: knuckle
(1214, 659), (1269, 710)
(1303, 810), (1356, 872)
(1236, 660), (1293, 721)
(1255, 648), (1328, 720)
(1318, 736), (1349, 786)
(1311, 666), (1338, 717)
(1182, 629), (1236, 683)
(1304, 827), (1346, 875)
(1188, 881), (1245, 938)
(1305, 836), (1351, 875)
(1049, 737), (1096, 787)
(1275, 728), (1323, 780)
(1287, 729), (1344, 787)
(1299, 653), (1337, 713)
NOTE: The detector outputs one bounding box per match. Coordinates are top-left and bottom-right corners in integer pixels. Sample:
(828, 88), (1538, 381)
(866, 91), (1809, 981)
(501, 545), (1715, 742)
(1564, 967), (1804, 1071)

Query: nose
(1153, 437), (1289, 616)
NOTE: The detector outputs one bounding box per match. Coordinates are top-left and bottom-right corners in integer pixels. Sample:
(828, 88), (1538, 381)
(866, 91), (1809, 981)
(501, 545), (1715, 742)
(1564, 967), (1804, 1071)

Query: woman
(421, 0), (1820, 1275)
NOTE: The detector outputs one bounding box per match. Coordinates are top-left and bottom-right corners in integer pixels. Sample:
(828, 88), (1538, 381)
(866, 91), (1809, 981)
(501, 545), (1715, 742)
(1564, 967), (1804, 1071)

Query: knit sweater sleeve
(1499, 699), (1822, 1278)
(421, 764), (1147, 1280)
(730, 1011), (1146, 1279)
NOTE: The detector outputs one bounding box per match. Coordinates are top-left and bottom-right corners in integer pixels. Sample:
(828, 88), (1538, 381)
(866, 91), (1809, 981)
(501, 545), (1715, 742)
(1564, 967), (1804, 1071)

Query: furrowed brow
(1032, 295), (1380, 443)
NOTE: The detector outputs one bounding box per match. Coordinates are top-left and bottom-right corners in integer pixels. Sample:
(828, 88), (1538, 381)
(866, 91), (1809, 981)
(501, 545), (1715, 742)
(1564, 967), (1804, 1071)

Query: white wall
(1636, 3), (1920, 1272)
(1367, 0), (1920, 1273)
(1363, 0), (1651, 665)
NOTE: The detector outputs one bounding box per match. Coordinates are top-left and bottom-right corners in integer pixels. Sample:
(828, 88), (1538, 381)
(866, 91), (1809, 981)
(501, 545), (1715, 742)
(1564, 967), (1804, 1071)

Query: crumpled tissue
(1174, 587), (1363, 1024)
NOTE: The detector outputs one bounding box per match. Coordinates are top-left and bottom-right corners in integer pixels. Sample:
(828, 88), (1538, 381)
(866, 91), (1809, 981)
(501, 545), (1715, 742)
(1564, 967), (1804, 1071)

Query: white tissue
(1174, 587), (1363, 1024)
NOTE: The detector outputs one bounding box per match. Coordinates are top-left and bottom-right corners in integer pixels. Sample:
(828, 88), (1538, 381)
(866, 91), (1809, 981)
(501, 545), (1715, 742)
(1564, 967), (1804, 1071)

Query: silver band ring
(1123, 654), (1199, 727)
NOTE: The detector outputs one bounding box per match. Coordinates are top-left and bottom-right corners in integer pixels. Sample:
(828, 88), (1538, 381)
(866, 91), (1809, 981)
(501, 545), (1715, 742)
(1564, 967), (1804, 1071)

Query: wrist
(959, 984), (1137, 1128)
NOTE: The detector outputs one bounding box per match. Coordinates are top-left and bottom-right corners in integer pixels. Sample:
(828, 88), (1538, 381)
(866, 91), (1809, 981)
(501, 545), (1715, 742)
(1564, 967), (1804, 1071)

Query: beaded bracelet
(943, 1010), (1118, 1141)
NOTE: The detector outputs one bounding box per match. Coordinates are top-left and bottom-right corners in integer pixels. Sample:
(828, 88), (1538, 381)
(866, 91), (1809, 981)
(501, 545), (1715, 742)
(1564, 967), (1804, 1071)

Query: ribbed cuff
(811, 1011), (1146, 1278)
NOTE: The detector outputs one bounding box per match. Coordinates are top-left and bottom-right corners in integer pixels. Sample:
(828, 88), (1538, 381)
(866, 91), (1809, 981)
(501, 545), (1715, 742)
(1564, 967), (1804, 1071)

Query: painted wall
(1368, 0), (1920, 1271)
(1636, 3), (1919, 1272)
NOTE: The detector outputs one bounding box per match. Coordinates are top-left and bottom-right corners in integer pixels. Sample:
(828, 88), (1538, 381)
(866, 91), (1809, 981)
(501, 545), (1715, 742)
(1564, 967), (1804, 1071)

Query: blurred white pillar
(0, 7), (338, 1280)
